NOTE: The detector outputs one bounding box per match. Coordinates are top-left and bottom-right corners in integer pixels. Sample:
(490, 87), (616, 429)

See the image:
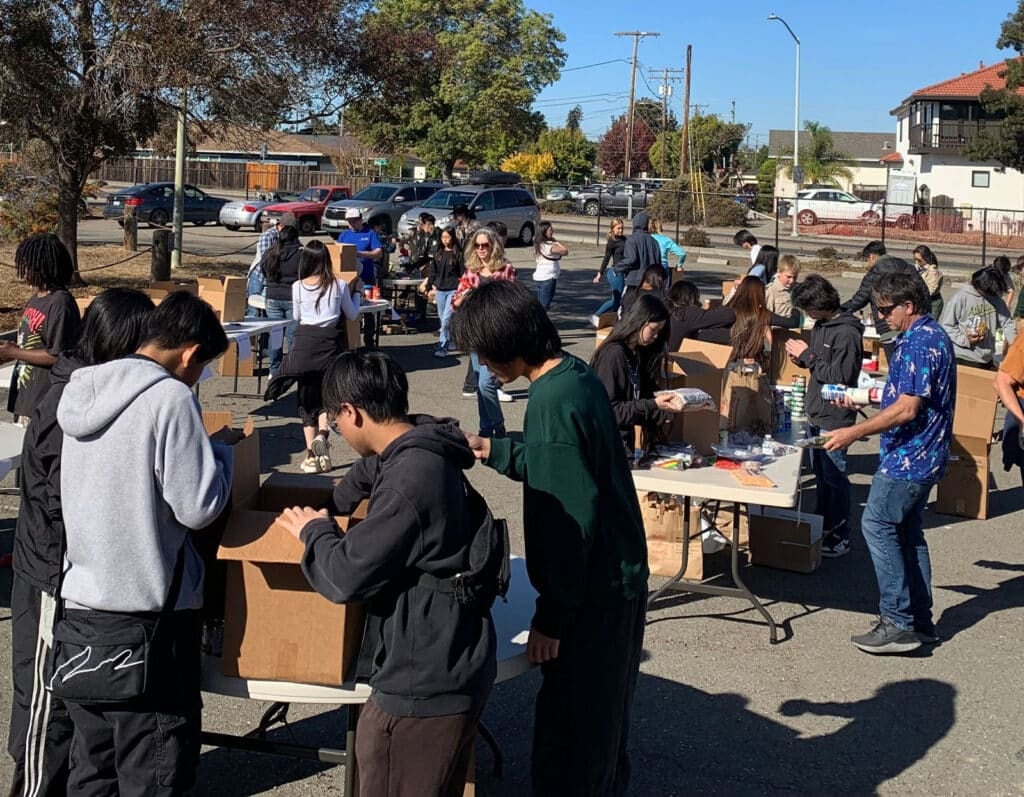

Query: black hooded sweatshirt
(615, 212), (662, 288)
(299, 415), (497, 717)
(794, 311), (865, 431)
(263, 242), (303, 302)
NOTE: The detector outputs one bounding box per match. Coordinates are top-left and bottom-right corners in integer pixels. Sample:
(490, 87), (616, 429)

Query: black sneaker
(822, 537), (850, 558)
(851, 617), (922, 655)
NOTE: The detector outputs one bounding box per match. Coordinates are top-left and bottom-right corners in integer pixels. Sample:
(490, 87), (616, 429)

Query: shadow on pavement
(935, 560), (1024, 643)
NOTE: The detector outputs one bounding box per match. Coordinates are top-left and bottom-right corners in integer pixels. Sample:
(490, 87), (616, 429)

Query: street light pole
(768, 14), (800, 238)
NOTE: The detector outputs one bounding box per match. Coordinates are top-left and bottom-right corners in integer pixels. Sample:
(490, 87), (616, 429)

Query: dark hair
(454, 203), (475, 220)
(262, 225), (299, 283)
(418, 212), (436, 225)
(733, 229), (758, 247)
(912, 244), (938, 266)
(871, 271), (930, 315)
(592, 294), (670, 394)
(322, 350), (409, 421)
(791, 274), (841, 314)
(298, 240), (334, 312)
(75, 288), (155, 364)
(752, 244), (780, 282)
(862, 240), (886, 258)
(15, 233), (74, 291)
(485, 220), (507, 241)
(534, 221), (555, 255)
(143, 291), (229, 364)
(449, 280), (561, 366)
(438, 226), (458, 248)
(666, 280), (700, 313)
(641, 265), (666, 294)
(730, 277), (770, 362)
(971, 266), (1011, 297)
(992, 255), (1012, 275)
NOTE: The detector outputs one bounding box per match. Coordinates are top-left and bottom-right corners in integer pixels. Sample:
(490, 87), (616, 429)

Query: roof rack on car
(466, 170), (521, 186)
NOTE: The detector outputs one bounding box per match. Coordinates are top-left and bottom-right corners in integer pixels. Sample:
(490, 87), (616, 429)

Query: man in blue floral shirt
(826, 272), (955, 654)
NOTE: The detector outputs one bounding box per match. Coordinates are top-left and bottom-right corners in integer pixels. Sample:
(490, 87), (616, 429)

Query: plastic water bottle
(762, 434), (775, 457)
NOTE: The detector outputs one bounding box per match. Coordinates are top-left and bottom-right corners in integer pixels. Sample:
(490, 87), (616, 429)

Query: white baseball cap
(345, 208), (362, 219)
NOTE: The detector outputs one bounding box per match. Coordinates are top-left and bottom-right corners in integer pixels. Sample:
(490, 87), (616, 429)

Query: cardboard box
(74, 295), (95, 315)
(666, 341), (732, 455)
(218, 341), (255, 378)
(748, 507), (823, 573)
(769, 329), (810, 384)
(198, 276), (247, 322)
(326, 242), (358, 277)
(594, 312), (617, 348)
(146, 280), (199, 303)
(935, 451), (989, 519)
(951, 366), (998, 442)
(202, 412), (260, 508)
(638, 491), (704, 579)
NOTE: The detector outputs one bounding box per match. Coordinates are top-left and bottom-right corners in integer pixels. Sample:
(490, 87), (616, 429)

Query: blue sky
(529, 0), (1018, 147)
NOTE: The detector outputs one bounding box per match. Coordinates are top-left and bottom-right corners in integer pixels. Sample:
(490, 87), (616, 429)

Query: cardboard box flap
(677, 339), (732, 368)
(203, 412), (256, 437)
(258, 472), (338, 512)
(951, 365), (998, 441)
(218, 509), (348, 564)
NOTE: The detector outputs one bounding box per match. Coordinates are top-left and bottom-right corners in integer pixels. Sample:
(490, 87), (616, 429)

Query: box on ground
(935, 447), (991, 519)
(198, 276), (247, 322)
(219, 341), (255, 378)
(638, 491), (704, 579)
(145, 280), (199, 304)
(748, 506), (823, 573)
(936, 366), (998, 519)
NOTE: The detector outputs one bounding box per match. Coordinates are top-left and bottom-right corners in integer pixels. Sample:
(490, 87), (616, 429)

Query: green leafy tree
(964, 3), (1024, 170)
(780, 121), (854, 186)
(648, 131), (680, 178)
(634, 98), (679, 135)
(347, 0), (566, 177)
(566, 105), (583, 133)
(535, 127), (596, 182)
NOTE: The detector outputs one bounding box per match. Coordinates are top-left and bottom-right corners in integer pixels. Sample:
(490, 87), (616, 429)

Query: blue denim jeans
(860, 472), (934, 632)
(245, 268), (265, 318)
(470, 352), (505, 437)
(809, 425), (851, 542)
(595, 270), (625, 316)
(264, 298), (296, 373)
(435, 289), (455, 350)
(535, 278), (557, 311)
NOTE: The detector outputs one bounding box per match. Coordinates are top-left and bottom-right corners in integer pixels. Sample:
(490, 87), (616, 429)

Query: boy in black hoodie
(787, 275), (865, 558)
(279, 351), (496, 797)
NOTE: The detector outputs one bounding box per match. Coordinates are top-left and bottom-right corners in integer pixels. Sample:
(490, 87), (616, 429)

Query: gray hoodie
(939, 284), (1016, 364)
(57, 356), (233, 613)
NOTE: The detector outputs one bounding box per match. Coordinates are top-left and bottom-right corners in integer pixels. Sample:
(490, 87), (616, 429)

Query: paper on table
(268, 327), (284, 351)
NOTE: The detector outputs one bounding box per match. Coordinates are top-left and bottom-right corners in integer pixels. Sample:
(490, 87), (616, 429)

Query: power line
(559, 59), (631, 73)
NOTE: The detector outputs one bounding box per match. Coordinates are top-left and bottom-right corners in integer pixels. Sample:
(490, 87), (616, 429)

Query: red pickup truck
(262, 185), (351, 234)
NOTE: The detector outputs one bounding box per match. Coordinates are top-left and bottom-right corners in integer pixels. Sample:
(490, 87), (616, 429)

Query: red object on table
(0, 553), (12, 568)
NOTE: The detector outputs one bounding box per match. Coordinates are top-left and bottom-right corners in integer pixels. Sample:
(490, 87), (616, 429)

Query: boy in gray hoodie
(56, 292), (234, 796)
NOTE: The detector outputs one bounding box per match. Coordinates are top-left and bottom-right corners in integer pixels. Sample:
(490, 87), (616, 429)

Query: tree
(500, 151), (556, 183)
(596, 115), (656, 177)
(347, 0), (566, 177)
(964, 4), (1024, 170)
(566, 105), (583, 133)
(534, 127), (596, 182)
(780, 121), (854, 186)
(634, 98), (678, 135)
(647, 131), (679, 178)
(0, 0), (393, 278)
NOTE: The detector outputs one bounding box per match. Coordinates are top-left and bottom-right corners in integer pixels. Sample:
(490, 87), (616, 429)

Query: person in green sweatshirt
(450, 279), (648, 797)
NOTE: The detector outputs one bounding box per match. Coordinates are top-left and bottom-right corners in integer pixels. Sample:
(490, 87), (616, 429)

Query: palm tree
(781, 121), (854, 186)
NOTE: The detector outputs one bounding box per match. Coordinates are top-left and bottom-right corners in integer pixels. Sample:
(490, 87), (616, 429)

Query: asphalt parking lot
(1, 239), (1022, 795)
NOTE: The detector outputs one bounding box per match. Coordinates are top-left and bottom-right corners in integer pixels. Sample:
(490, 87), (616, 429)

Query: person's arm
(995, 370), (1024, 425)
(0, 345), (57, 367)
(996, 299), (1017, 344)
(360, 231), (383, 260)
(592, 346), (662, 427)
(798, 329), (862, 386)
(824, 393), (923, 451)
(841, 271), (875, 313)
(337, 279), (360, 321)
(769, 309), (800, 329)
(291, 280), (303, 324)
(667, 239), (686, 263)
(615, 238), (638, 273)
(549, 241), (569, 257)
(939, 298), (970, 348)
(598, 239), (615, 276)
(328, 456), (378, 514)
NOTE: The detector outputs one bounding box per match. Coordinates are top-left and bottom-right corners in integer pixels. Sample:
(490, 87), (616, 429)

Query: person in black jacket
(278, 351), (496, 797)
(420, 226), (463, 358)
(665, 280), (736, 349)
(7, 289), (154, 797)
(590, 293), (683, 460)
(787, 275), (865, 558)
(615, 212), (662, 312)
(841, 241), (925, 363)
(591, 217), (627, 323)
(261, 224), (302, 375)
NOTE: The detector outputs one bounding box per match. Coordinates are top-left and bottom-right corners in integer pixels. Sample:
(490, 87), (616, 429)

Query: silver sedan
(219, 191), (300, 232)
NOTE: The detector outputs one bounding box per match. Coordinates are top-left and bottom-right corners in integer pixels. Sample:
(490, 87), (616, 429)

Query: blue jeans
(860, 472), (934, 632)
(595, 270), (625, 316)
(470, 353), (505, 437)
(264, 298), (296, 373)
(245, 268), (265, 318)
(435, 289), (455, 350)
(535, 278), (557, 311)
(809, 425), (851, 542)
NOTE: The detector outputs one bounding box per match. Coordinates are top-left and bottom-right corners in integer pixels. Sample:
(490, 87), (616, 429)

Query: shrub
(539, 199), (574, 215)
(646, 177), (750, 228)
(816, 246), (840, 259)
(681, 227), (710, 247)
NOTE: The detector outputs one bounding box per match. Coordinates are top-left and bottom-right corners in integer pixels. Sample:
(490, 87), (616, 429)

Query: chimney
(980, 60), (984, 69)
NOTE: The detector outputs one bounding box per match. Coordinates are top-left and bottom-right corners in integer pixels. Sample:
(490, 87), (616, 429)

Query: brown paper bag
(637, 491), (703, 579)
(720, 361), (774, 436)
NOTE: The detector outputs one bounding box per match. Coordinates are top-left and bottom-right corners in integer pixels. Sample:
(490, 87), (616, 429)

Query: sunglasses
(328, 419), (341, 436)
(474, 241), (491, 249)
(876, 303), (900, 318)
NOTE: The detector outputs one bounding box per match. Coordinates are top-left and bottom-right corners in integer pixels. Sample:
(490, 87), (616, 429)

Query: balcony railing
(908, 120), (1001, 154)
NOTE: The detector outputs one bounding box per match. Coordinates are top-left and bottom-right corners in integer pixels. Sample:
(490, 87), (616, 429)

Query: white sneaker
(497, 389), (514, 403)
(590, 314), (601, 329)
(311, 435), (331, 473)
(300, 455), (319, 474)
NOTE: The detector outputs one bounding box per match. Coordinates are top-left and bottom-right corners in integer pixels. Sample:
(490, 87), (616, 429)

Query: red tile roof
(879, 151), (903, 164)
(909, 59), (1024, 99)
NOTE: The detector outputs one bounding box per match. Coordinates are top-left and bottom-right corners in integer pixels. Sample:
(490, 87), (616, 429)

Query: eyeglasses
(474, 241), (491, 249)
(328, 418), (341, 436)
(876, 303), (900, 318)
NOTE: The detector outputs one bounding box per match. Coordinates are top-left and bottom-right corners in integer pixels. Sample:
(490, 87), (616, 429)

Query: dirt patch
(0, 243), (248, 331)
(800, 257), (854, 275)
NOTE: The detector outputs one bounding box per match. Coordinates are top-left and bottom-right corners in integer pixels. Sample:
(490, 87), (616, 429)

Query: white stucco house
(768, 130), (896, 199)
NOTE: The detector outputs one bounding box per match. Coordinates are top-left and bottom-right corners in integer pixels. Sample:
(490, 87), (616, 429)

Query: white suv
(789, 188), (883, 226)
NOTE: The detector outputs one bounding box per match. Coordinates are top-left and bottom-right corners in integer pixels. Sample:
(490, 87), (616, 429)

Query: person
(939, 266), (1015, 369)
(591, 217), (627, 323)
(533, 221), (568, 311)
(453, 226), (517, 436)
(7, 288), (154, 797)
(452, 203), (480, 248)
(622, 265), (668, 314)
(247, 212), (297, 317)
(665, 280), (736, 350)
(407, 212), (440, 275)
(995, 331), (1024, 487)
(459, 222), (512, 401)
(615, 211), (662, 311)
(912, 244), (944, 320)
(747, 244), (779, 284)
(421, 226), (462, 358)
(56, 291), (235, 793)
(1013, 255), (1024, 319)
(0, 234), (81, 421)
(449, 280), (648, 796)
(785, 275), (864, 558)
(276, 351), (496, 797)
(338, 209), (383, 348)
(648, 218), (686, 275)
(729, 276), (799, 367)
(825, 271), (955, 654)
(765, 254), (800, 316)
(265, 240), (360, 473)
(261, 223), (302, 375)
(733, 229), (762, 264)
(590, 293), (682, 460)
(370, 218), (396, 285)
(841, 241), (925, 364)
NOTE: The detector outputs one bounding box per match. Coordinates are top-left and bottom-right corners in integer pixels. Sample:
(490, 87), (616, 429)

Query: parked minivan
(397, 183), (540, 244)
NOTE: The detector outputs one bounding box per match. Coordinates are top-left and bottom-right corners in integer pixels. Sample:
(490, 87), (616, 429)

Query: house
(768, 130), (895, 199)
(891, 60), (1024, 212)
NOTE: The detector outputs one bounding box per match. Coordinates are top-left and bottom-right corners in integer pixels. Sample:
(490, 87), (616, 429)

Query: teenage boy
(733, 229), (761, 264)
(786, 275), (864, 558)
(278, 350), (496, 797)
(55, 292), (235, 794)
(449, 280), (648, 796)
(826, 272), (955, 654)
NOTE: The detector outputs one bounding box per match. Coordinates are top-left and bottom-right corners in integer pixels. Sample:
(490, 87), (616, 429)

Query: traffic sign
(373, 158), (388, 167)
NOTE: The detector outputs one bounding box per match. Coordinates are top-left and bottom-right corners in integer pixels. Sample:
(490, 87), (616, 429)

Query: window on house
(972, 171), (991, 188)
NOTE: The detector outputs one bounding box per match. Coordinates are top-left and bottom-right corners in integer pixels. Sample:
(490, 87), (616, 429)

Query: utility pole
(171, 88), (187, 271)
(649, 67), (684, 178)
(615, 31), (659, 179)
(730, 99), (736, 124)
(680, 45), (692, 179)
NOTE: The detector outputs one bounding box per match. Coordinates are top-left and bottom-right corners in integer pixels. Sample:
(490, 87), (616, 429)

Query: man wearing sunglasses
(825, 271), (955, 655)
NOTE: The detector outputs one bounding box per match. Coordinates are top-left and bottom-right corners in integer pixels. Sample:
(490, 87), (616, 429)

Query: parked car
(786, 188), (883, 226)
(103, 182), (230, 227)
(322, 182), (445, 236)
(543, 184), (588, 202)
(218, 191), (301, 232)
(261, 185), (351, 234)
(574, 181), (659, 217)
(397, 183), (540, 244)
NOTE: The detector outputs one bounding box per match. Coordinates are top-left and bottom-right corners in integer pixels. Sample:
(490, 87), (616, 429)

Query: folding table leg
(647, 496), (692, 607)
(728, 504), (779, 643)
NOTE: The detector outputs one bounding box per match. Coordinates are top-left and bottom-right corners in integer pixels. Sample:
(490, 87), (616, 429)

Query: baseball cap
(345, 207), (362, 220)
(279, 211), (297, 228)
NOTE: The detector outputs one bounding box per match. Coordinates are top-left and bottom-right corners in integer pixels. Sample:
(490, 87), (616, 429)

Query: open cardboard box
(219, 341), (255, 378)
(198, 276), (247, 322)
(144, 280), (199, 304)
(326, 242), (359, 278)
(769, 329), (810, 384)
(664, 341), (732, 455)
(747, 506), (823, 573)
(936, 366), (998, 519)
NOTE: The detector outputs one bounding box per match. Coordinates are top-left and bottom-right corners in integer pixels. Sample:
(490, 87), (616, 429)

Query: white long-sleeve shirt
(292, 278), (360, 327)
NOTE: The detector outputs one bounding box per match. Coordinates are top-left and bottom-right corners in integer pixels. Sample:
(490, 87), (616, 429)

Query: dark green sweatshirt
(486, 355), (649, 638)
